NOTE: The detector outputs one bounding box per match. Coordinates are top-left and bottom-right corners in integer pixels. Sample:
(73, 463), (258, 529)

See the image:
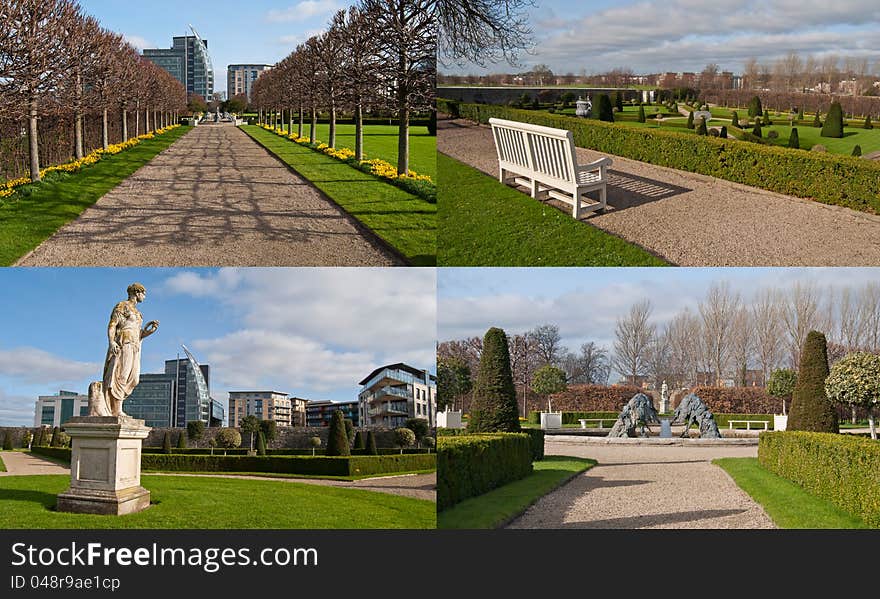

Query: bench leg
(572, 193), (580, 219)
(600, 184), (607, 211)
(531, 178), (540, 199)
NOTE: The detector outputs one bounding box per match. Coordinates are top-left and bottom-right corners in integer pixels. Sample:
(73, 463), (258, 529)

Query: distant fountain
(608, 393), (660, 438)
(671, 394), (722, 438)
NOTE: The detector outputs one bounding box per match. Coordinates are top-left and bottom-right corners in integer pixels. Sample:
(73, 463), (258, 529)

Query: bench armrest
(577, 157), (613, 173)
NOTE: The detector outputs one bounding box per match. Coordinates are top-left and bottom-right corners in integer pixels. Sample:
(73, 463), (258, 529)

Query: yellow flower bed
(1, 124), (181, 198)
(262, 123), (433, 184)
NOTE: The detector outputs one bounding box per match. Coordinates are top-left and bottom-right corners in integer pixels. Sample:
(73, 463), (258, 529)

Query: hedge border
(438, 100), (880, 214)
(758, 431), (880, 527)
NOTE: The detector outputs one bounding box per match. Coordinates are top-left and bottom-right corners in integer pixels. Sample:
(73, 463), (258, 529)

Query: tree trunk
(28, 97), (40, 182)
(354, 102), (364, 160)
(121, 106), (128, 141)
(869, 409), (877, 440)
(397, 101), (410, 174)
(288, 107), (293, 136)
(74, 72), (84, 159)
(135, 103), (140, 137)
(310, 104), (317, 143)
(145, 107), (150, 133)
(329, 100), (336, 148)
(102, 108), (109, 150)
(297, 100), (304, 138)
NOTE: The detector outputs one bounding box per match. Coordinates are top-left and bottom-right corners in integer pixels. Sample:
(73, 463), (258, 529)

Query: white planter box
(540, 412), (562, 430)
(437, 410), (464, 429)
(773, 415), (788, 431)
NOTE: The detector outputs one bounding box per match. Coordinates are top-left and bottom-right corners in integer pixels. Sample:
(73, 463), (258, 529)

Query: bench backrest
(489, 118), (578, 184)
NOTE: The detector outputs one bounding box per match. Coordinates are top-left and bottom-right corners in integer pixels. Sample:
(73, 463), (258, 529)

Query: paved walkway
(439, 118), (880, 266)
(506, 441), (775, 529)
(0, 451), (434, 501)
(18, 123), (400, 266)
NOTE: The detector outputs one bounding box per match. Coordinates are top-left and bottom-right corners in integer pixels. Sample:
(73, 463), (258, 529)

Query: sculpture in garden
(608, 393), (660, 437)
(88, 283), (159, 418)
(671, 393), (722, 438)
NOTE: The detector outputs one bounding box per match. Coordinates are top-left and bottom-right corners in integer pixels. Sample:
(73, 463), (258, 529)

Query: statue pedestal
(56, 416), (151, 516)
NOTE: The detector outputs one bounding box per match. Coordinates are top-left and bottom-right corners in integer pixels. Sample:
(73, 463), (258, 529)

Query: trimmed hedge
(758, 431), (880, 527)
(437, 433), (533, 510)
(140, 447), (432, 456)
(688, 387), (779, 413)
(541, 385), (647, 413)
(438, 427), (544, 461)
(444, 102), (880, 214)
(28, 446), (434, 477)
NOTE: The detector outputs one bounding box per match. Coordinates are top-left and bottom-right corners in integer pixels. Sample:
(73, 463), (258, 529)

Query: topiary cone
(468, 327), (520, 432)
(787, 330), (838, 433)
(325, 409), (351, 456)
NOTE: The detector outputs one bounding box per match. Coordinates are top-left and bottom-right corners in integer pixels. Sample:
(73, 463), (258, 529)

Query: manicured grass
(0, 474), (435, 529)
(0, 126), (190, 266)
(437, 153), (668, 266)
(290, 123), (436, 179)
(759, 124), (880, 155)
(140, 468), (436, 481)
(0, 454), (6, 472)
(714, 458), (869, 529)
(241, 125), (436, 266)
(438, 456), (596, 529)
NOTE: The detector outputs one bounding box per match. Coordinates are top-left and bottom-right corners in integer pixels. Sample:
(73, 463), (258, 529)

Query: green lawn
(714, 458), (869, 529)
(0, 127), (190, 266)
(759, 124), (880, 155)
(0, 474), (435, 529)
(288, 123), (436, 179)
(241, 125), (436, 266)
(438, 456), (596, 529)
(437, 153), (668, 266)
(0, 454), (6, 472)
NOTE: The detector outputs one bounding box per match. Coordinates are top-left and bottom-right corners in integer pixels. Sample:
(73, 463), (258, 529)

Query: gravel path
(438, 118), (880, 266)
(18, 123), (400, 266)
(0, 451), (70, 476)
(506, 441), (775, 529)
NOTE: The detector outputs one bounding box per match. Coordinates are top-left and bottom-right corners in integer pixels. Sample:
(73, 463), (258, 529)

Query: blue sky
(439, 267), (880, 372)
(80, 0), (346, 93)
(442, 0), (880, 76)
(0, 268), (436, 427)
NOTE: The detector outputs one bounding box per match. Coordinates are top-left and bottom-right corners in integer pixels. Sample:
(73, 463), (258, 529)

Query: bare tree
(508, 332), (537, 416)
(644, 328), (672, 388)
(699, 282), (741, 386)
(577, 341), (610, 385)
(729, 306), (754, 386)
(781, 281), (825, 368)
(861, 282), (880, 353)
(743, 57), (760, 90)
(666, 308), (702, 388)
(336, 6), (381, 160)
(612, 299), (655, 385)
(436, 0), (533, 66)
(752, 288), (784, 385)
(838, 286), (866, 352)
(530, 323), (562, 366)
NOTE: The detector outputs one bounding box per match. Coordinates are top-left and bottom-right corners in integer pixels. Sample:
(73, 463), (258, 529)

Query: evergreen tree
(720, 126), (728, 138)
(686, 111), (694, 129)
(748, 95), (762, 118)
(865, 114), (873, 130)
(256, 431), (267, 456)
(731, 111), (739, 128)
(176, 431), (187, 449)
(187, 420), (205, 442)
(638, 105), (646, 123)
(366, 430), (379, 455)
(162, 431), (172, 454)
(468, 327), (520, 433)
(697, 116), (708, 135)
(797, 107), (804, 120)
(325, 409), (351, 456)
(597, 94), (614, 122)
(35, 428), (45, 447)
(50, 426), (60, 447)
(788, 128), (800, 149)
(762, 109), (771, 126)
(615, 92), (624, 112)
(344, 418), (355, 444)
(852, 145), (862, 157)
(787, 331), (838, 433)
(353, 430), (366, 451)
(821, 102), (844, 138)
(752, 122), (762, 138)
(813, 111), (822, 127)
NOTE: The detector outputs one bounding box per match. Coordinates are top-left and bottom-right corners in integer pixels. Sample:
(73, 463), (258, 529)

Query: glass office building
(358, 363), (437, 428)
(33, 390), (89, 427)
(143, 27), (214, 99)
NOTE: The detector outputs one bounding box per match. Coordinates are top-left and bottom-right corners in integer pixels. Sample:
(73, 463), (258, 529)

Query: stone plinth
(56, 416), (151, 516)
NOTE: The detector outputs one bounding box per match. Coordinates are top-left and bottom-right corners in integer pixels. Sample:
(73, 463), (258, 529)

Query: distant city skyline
(0, 268), (436, 427)
(80, 0), (343, 94)
(441, 0), (880, 77)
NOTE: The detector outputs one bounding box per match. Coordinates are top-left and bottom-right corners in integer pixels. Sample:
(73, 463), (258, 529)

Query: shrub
(437, 433), (533, 510)
(788, 128), (799, 149)
(309, 436), (322, 456)
(532, 365), (568, 410)
(767, 130), (778, 139)
(326, 410), (352, 456)
(825, 352), (880, 438)
(697, 116), (708, 135)
(748, 95), (762, 118)
(50, 426), (61, 447)
(366, 431), (378, 455)
(811, 144), (827, 153)
(821, 102), (844, 138)
(797, 107), (804, 120)
(758, 432), (880, 527)
(2, 432), (12, 450)
(522, 428), (545, 461)
(686, 111), (694, 129)
(140, 453), (435, 477)
(20, 431), (31, 448)
(353, 430), (366, 450)
(162, 431), (172, 454)
(450, 103), (880, 214)
(187, 420), (205, 441)
(813, 111), (822, 127)
(752, 122), (762, 138)
(436, 98), (460, 118)
(615, 93), (624, 112)
(720, 126), (727, 138)
(688, 387), (779, 413)
(30, 446), (71, 463)
(767, 368), (797, 412)
(393, 428), (416, 453)
(468, 327), (520, 432)
(865, 115), (873, 130)
(731, 111), (739, 127)
(176, 432), (187, 450)
(787, 331), (838, 433)
(259, 419), (278, 442)
(256, 431), (267, 455)
(762, 110), (771, 126)
(638, 105), (646, 123)
(596, 94), (614, 122)
(216, 428), (242, 450)
(422, 436), (435, 452)
(344, 418), (355, 444)
(405, 418), (429, 445)
(852, 145), (862, 157)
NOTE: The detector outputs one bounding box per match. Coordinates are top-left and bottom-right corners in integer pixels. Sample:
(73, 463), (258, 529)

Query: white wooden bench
(489, 117), (612, 218)
(727, 420), (770, 431)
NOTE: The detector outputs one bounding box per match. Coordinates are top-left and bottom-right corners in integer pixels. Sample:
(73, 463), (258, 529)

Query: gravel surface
(18, 123), (401, 266)
(438, 118), (880, 266)
(505, 441), (775, 529)
(0, 451), (70, 476)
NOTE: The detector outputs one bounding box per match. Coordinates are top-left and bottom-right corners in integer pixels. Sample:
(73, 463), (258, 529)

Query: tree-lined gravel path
(17, 123), (401, 266)
(506, 441), (775, 529)
(438, 118), (880, 266)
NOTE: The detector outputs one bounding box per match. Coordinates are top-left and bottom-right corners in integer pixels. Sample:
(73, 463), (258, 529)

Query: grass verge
(438, 153), (668, 266)
(714, 457), (869, 529)
(144, 468), (436, 482)
(0, 126), (190, 265)
(0, 454), (6, 472)
(241, 125), (436, 266)
(0, 474), (435, 529)
(438, 456), (596, 529)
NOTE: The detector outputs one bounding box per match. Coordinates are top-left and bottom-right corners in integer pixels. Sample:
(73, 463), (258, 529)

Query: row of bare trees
(738, 54), (880, 96)
(250, 0), (435, 175)
(0, 0), (186, 181)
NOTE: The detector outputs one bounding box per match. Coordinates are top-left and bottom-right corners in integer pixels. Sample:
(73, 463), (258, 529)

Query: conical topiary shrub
(366, 430), (378, 455)
(597, 94), (613, 122)
(852, 145), (862, 157)
(748, 95), (762, 118)
(468, 327), (520, 432)
(177, 431), (187, 449)
(638, 105), (646, 123)
(821, 102), (843, 138)
(353, 430), (366, 451)
(256, 431), (266, 456)
(813, 111), (821, 127)
(325, 409), (351, 456)
(686, 111), (694, 129)
(697, 116), (708, 135)
(787, 330), (838, 433)
(162, 431), (172, 454)
(865, 115), (873, 130)
(788, 128), (800, 149)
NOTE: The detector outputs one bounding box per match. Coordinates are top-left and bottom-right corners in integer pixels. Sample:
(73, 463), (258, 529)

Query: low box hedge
(441, 101), (880, 214)
(438, 427), (543, 460)
(758, 431), (880, 527)
(140, 447), (432, 456)
(437, 433), (533, 511)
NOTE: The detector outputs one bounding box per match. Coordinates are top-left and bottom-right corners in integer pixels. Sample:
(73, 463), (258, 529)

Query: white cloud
(0, 347), (99, 386)
(123, 34), (154, 51)
(266, 0), (340, 23)
(276, 29), (326, 47)
(0, 388), (36, 427)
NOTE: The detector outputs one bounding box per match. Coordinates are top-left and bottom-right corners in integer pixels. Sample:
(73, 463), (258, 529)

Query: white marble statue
(88, 283), (159, 417)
